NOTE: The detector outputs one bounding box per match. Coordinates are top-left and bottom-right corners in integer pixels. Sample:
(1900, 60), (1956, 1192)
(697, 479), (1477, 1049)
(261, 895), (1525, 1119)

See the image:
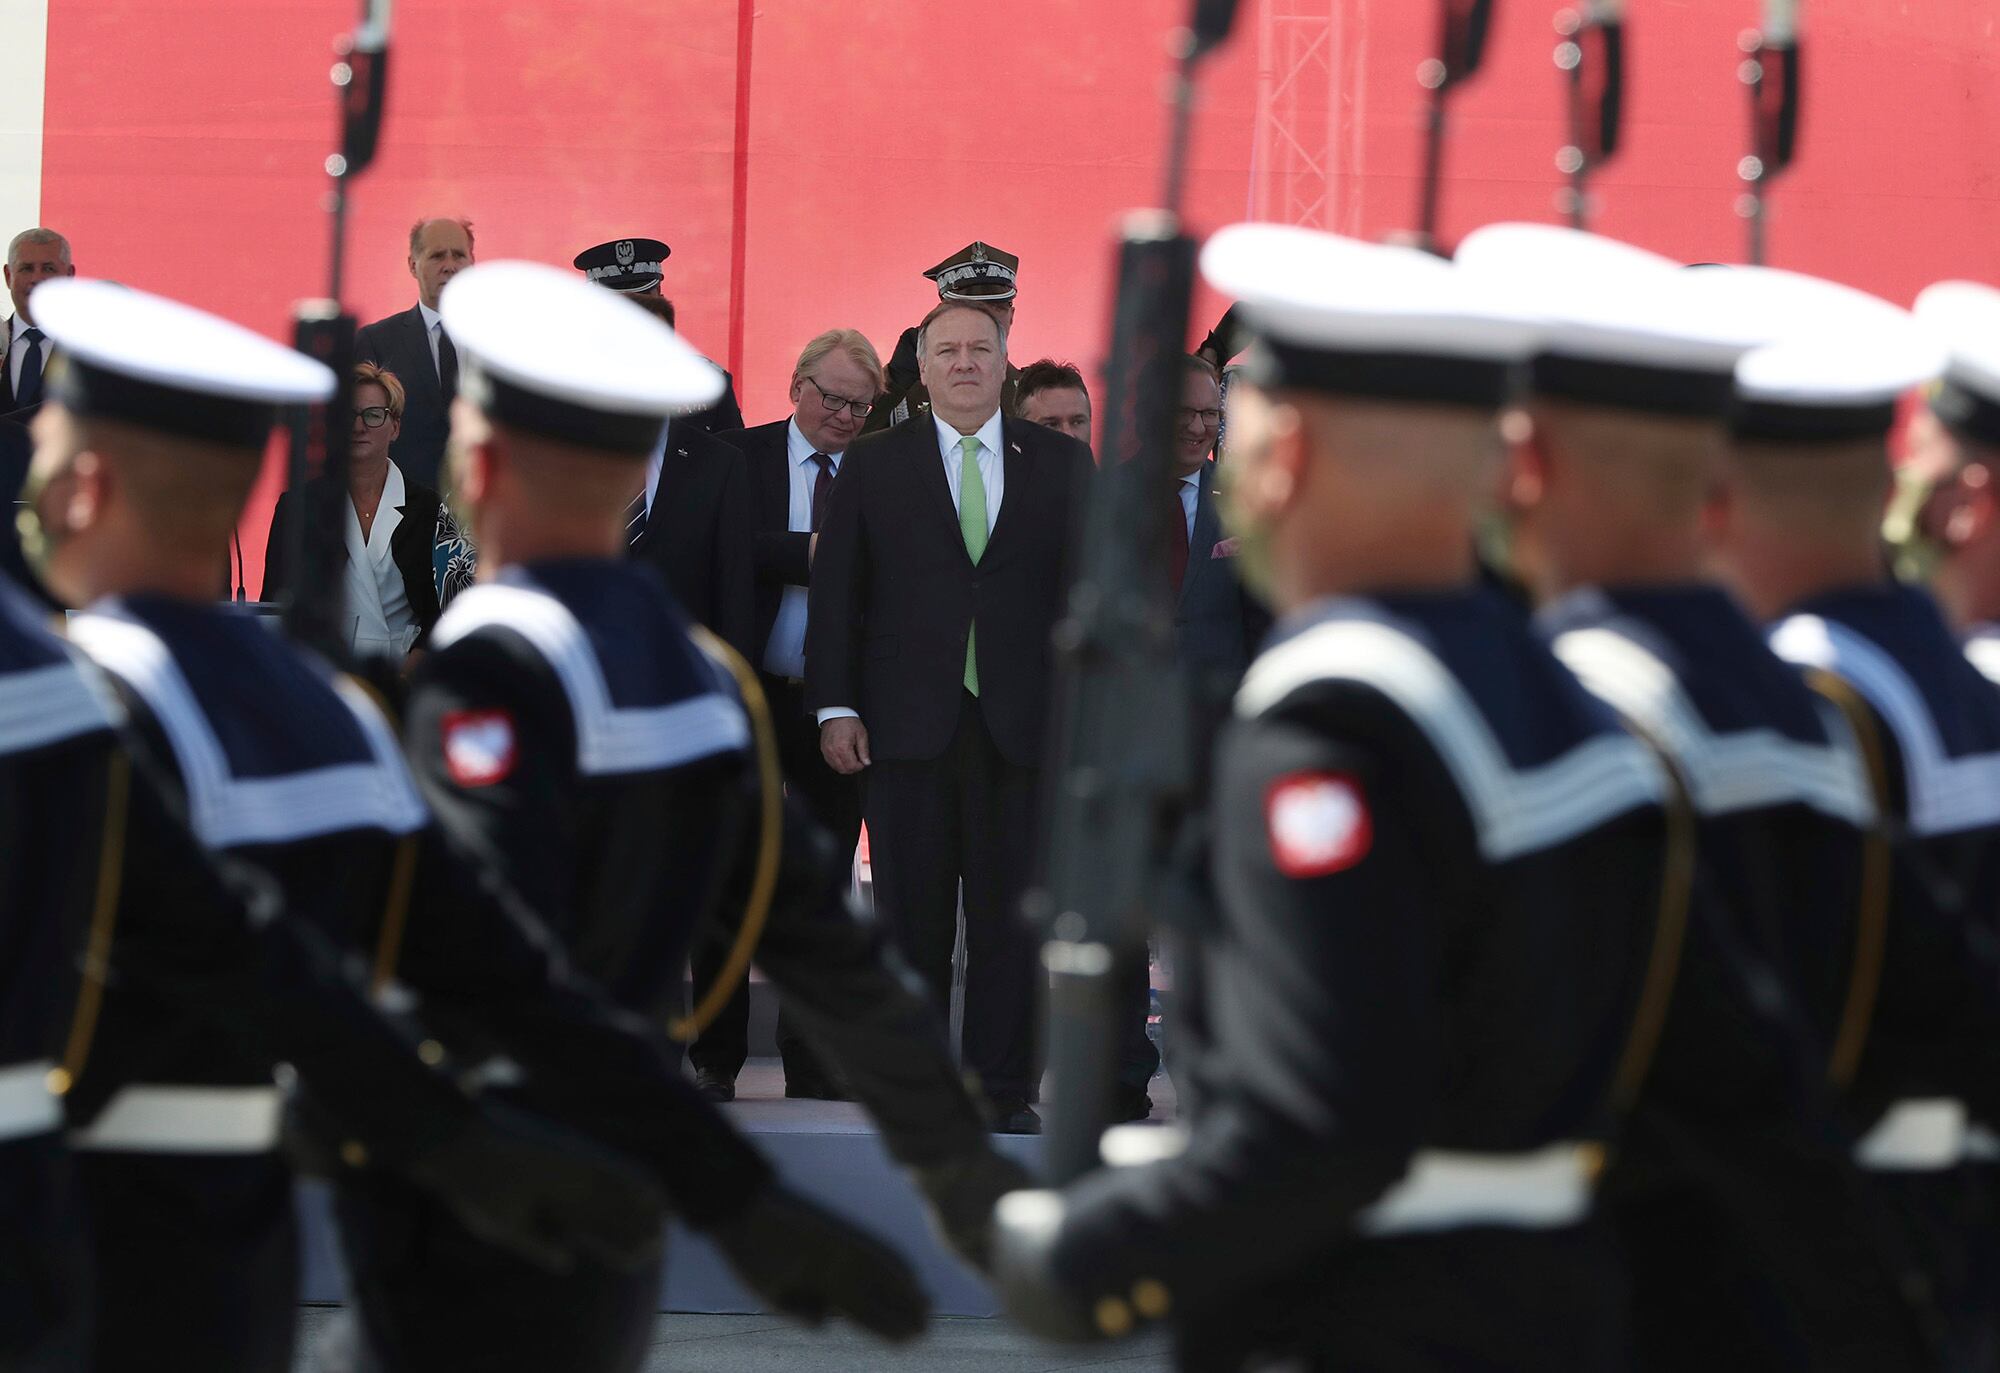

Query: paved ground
(295, 1308), (1173, 1371)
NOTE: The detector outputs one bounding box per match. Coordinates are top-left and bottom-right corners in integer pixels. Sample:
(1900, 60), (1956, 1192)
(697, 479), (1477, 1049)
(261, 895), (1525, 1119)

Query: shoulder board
(431, 583), (749, 778)
(1771, 614), (2000, 837)
(1555, 626), (1873, 825)
(1238, 613), (1664, 862)
(67, 609), (426, 848)
(0, 656), (119, 757)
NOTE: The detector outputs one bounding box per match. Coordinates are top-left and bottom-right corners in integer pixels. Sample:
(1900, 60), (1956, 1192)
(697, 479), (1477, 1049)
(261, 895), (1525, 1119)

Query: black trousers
(864, 690), (1040, 1105)
(77, 1151), (299, 1373)
(334, 1176), (660, 1373)
(689, 674), (863, 1084)
(0, 1136), (92, 1373)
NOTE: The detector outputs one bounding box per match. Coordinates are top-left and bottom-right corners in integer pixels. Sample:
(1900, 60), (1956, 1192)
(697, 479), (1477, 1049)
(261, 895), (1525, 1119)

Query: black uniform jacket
(805, 413), (1091, 766)
(63, 594), (773, 1222)
(628, 420), (759, 661)
(1049, 588), (1670, 1338)
(410, 560), (986, 1169)
(1767, 583), (2000, 1130)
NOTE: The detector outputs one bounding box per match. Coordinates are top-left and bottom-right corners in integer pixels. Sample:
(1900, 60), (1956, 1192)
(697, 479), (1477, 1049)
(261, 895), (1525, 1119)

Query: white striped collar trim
(0, 656), (119, 756)
(1554, 626), (1874, 825)
(431, 582), (749, 777)
(1238, 610), (1664, 862)
(66, 606), (427, 848)
(1770, 614), (2000, 837)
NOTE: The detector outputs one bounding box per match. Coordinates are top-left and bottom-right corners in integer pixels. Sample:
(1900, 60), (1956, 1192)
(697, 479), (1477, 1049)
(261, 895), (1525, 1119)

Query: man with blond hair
(697, 328), (884, 1099)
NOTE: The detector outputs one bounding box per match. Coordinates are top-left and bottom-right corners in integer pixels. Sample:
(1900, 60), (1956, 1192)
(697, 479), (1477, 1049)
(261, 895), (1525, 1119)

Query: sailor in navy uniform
(994, 226), (1675, 1370)
(20, 278), (886, 1372)
(1459, 224), (1938, 1369)
(351, 260), (1024, 1372)
(1899, 280), (2000, 684)
(1707, 274), (2000, 1368)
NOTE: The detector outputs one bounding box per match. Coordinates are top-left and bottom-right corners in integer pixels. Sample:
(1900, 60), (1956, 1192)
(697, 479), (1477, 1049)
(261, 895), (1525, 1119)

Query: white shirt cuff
(815, 708), (860, 725)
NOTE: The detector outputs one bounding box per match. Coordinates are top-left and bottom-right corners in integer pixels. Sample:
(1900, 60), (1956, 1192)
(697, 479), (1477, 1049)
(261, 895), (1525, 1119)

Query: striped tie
(958, 435), (988, 695)
(624, 490), (648, 548)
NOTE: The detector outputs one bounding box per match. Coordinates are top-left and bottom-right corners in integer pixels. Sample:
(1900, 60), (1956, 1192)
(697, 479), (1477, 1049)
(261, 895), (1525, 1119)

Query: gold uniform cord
(1806, 669), (1894, 1091)
(51, 750), (131, 1096)
(1612, 719), (1698, 1113)
(669, 626), (783, 1042)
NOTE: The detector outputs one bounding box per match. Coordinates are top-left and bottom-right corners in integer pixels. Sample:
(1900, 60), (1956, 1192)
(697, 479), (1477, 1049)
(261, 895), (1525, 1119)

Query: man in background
(356, 216), (474, 487)
(865, 241), (1024, 434)
(2, 227), (72, 585)
(1012, 360), (1093, 452)
(573, 235), (744, 434)
(693, 328), (882, 1101)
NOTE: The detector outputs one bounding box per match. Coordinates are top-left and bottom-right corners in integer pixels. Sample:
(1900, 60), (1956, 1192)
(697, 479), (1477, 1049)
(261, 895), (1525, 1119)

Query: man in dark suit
(355, 216), (473, 489)
(572, 237), (745, 435)
(1173, 355), (1268, 707)
(620, 294), (757, 661)
(808, 302), (1090, 1133)
(2, 228), (74, 588)
(691, 328), (883, 1100)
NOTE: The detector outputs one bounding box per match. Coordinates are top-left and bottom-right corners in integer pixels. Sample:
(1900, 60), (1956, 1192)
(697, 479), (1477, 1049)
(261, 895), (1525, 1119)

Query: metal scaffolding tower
(1249, 0), (1360, 231)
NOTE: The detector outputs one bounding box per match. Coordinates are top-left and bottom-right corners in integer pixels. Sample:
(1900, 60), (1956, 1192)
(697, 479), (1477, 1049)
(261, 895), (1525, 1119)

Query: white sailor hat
(440, 260), (727, 455)
(29, 278), (334, 449)
(1454, 223), (1768, 418)
(1200, 223), (1541, 409)
(1723, 266), (1944, 442)
(1914, 280), (2000, 448)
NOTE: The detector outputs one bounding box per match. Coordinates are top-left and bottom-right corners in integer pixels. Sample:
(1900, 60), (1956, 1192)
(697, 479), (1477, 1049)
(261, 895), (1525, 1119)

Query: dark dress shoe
(693, 1069), (736, 1103)
(989, 1101), (1043, 1136)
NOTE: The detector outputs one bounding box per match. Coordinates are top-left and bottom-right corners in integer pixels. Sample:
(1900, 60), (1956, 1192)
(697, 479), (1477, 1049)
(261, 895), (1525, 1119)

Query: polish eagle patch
(442, 708), (517, 788)
(1265, 771), (1373, 878)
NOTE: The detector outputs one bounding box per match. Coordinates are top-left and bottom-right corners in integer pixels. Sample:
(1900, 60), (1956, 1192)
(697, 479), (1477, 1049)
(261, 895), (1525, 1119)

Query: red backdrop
(32, 1), (2000, 592)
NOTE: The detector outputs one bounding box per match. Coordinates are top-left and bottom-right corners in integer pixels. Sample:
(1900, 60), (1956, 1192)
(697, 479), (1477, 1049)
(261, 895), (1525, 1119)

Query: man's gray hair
(916, 301), (1008, 356)
(7, 228), (71, 269)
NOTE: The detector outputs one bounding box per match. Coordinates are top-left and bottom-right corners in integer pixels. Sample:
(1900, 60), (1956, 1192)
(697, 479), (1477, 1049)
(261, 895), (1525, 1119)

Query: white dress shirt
(6, 315), (44, 398)
(762, 419), (842, 679)
(642, 422), (671, 517)
(817, 409), (1008, 726)
(1176, 470), (1200, 545)
(343, 461), (418, 657)
(417, 300), (445, 380)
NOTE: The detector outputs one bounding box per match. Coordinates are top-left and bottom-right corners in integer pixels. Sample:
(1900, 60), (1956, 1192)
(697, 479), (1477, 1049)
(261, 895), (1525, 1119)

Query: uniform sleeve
(803, 447), (867, 714)
(399, 635), (776, 1225)
(700, 791), (988, 1165)
(1049, 710), (1437, 1308)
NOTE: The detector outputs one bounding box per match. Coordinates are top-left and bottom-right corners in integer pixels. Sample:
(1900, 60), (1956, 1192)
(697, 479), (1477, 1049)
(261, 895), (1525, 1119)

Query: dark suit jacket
(628, 420), (758, 660)
(0, 316), (50, 414)
(356, 305), (450, 489)
(715, 419), (810, 662)
(686, 373), (746, 437)
(261, 473), (449, 642)
(1175, 461), (1268, 691)
(806, 413), (1091, 767)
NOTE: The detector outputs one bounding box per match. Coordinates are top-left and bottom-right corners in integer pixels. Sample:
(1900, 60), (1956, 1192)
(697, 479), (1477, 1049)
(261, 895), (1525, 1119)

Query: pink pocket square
(1211, 537), (1241, 559)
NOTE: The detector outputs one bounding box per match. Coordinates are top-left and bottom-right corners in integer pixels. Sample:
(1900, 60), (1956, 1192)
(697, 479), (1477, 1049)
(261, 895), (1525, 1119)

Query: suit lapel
(755, 427), (791, 533)
(398, 307), (443, 405)
(986, 418), (1035, 556)
(907, 418), (966, 556)
(1180, 463), (1221, 608)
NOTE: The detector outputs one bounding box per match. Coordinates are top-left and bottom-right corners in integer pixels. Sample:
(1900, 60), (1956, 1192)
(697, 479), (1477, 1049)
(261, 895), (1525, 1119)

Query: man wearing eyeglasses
(690, 330), (885, 1100)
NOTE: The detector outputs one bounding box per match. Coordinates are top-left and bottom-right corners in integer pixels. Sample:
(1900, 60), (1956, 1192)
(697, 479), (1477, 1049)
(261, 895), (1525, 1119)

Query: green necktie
(958, 434), (989, 695)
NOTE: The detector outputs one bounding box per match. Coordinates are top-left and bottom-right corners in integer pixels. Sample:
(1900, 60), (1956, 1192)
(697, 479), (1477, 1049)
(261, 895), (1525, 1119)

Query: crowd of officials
(15, 199), (2000, 1373)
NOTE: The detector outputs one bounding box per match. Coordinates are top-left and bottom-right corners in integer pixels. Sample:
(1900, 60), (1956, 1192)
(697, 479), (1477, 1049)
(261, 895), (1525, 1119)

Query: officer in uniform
(573, 236), (745, 434)
(1706, 271), (2000, 1368)
(7, 285), (679, 1371)
(1894, 280), (2000, 680)
(1459, 224), (1937, 1368)
(862, 240), (1023, 434)
(349, 260), (1025, 1373)
(994, 225), (1675, 1369)
(21, 276), (928, 1372)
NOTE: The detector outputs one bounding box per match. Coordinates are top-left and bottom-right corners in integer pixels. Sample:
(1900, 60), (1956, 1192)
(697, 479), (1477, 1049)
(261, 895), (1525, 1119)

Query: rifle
(1552, 0), (1626, 229)
(281, 0), (392, 660)
(1737, 0), (1801, 264)
(1031, 0), (1241, 1187)
(1414, 0), (1497, 253)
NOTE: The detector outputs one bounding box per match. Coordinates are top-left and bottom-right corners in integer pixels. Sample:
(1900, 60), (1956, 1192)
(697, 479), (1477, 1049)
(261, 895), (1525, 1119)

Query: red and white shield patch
(442, 709), (517, 788)
(1264, 771), (1372, 878)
